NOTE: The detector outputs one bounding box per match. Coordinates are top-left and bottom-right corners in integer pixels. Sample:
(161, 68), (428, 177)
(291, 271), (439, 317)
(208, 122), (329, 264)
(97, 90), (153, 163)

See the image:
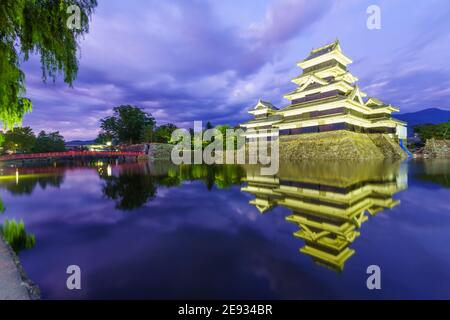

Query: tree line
(0, 104), (235, 155)
(0, 127), (66, 154)
(96, 104), (235, 147)
(96, 105), (178, 145)
(414, 121), (450, 141)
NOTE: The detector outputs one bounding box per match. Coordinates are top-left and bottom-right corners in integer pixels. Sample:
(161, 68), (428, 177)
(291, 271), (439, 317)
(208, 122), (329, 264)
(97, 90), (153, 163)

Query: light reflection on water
(0, 159), (449, 299)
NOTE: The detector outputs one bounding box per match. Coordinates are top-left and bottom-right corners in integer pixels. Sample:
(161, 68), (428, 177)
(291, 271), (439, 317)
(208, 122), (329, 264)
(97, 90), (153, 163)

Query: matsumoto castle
(240, 40), (407, 144)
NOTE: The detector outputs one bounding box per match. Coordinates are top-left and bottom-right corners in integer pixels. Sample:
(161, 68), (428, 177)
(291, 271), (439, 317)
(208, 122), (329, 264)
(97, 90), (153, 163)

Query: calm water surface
(0, 159), (449, 299)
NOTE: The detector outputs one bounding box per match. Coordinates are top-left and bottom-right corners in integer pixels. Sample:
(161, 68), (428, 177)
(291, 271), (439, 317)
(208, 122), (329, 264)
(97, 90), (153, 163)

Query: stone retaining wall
(278, 131), (407, 160)
(148, 143), (174, 160)
(144, 133), (407, 162)
(423, 139), (450, 158)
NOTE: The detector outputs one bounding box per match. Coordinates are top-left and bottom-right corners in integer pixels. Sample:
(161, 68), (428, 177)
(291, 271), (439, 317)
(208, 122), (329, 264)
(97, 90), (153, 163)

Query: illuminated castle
(240, 40), (408, 152)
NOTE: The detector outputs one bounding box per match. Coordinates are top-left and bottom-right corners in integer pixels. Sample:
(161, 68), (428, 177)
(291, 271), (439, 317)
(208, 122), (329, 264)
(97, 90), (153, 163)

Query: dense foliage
(0, 127), (66, 154)
(99, 105), (156, 145)
(154, 123), (178, 143)
(98, 105), (179, 145)
(414, 121), (450, 141)
(95, 131), (114, 145)
(0, 0), (97, 128)
(2, 126), (36, 153)
(34, 130), (66, 152)
(99, 163), (245, 211)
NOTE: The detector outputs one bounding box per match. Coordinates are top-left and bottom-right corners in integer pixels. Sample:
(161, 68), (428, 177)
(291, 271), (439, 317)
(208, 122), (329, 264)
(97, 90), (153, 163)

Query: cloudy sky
(21, 0), (450, 140)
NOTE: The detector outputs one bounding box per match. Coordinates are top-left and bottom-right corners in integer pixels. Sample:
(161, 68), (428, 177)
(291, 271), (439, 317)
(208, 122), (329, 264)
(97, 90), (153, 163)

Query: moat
(0, 159), (449, 299)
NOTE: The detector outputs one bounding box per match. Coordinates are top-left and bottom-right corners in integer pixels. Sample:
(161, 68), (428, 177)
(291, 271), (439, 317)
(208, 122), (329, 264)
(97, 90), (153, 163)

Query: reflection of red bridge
(0, 151), (146, 162)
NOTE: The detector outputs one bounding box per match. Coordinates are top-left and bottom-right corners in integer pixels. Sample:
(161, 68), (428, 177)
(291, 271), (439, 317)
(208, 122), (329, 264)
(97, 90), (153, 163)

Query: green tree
(0, 0), (97, 129)
(140, 126), (155, 143)
(154, 123), (178, 143)
(203, 124), (234, 148)
(96, 131), (115, 145)
(414, 121), (450, 141)
(216, 125), (231, 139)
(33, 131), (66, 153)
(3, 126), (36, 153)
(100, 105), (156, 144)
(0, 133), (4, 148)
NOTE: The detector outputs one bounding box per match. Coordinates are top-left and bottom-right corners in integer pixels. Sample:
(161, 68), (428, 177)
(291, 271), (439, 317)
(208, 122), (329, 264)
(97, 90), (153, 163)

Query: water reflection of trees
(173, 164), (246, 190)
(242, 160), (408, 272)
(1, 219), (36, 253)
(414, 159), (450, 188)
(98, 162), (246, 211)
(0, 162), (246, 212)
(0, 167), (65, 195)
(102, 172), (158, 211)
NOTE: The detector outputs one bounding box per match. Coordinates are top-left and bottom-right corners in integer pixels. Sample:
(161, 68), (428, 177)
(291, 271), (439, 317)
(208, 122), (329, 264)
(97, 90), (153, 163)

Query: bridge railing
(0, 151), (146, 162)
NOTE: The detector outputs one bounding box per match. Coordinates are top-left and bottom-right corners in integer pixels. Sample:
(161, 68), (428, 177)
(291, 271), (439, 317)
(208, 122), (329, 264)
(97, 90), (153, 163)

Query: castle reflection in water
(241, 161), (408, 272)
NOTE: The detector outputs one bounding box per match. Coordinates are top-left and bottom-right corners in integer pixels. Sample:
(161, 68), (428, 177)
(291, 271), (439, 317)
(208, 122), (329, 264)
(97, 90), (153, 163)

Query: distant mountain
(65, 139), (96, 146)
(396, 108), (450, 127)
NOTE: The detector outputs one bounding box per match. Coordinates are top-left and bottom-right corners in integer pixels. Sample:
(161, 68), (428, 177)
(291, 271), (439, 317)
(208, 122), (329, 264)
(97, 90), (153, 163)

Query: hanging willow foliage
(0, 0), (97, 129)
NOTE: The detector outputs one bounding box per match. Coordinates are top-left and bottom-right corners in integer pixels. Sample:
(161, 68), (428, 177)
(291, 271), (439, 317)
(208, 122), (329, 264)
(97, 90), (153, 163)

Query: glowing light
(107, 164), (112, 177)
(15, 168), (19, 184)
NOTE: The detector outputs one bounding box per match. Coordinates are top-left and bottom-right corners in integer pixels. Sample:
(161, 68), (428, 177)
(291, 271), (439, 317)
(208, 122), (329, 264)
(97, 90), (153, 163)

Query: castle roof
(253, 99), (278, 110)
(304, 40), (341, 61)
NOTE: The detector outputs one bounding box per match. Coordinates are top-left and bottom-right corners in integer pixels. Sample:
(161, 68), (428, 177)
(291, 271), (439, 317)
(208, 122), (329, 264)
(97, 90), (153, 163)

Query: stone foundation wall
(145, 133), (408, 161)
(368, 134), (407, 160)
(278, 131), (407, 160)
(423, 139), (450, 158)
(148, 143), (174, 160)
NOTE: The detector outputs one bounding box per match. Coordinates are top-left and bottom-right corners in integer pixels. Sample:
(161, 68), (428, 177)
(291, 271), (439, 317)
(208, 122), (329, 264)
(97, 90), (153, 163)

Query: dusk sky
(21, 0), (450, 141)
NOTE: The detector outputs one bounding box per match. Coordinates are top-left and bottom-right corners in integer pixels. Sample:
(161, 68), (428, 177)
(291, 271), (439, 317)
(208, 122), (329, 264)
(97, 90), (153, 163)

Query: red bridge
(0, 151), (147, 162)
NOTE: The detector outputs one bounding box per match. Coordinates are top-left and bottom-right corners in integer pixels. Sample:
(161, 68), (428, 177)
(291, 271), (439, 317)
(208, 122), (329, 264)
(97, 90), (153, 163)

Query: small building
(240, 40), (407, 145)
